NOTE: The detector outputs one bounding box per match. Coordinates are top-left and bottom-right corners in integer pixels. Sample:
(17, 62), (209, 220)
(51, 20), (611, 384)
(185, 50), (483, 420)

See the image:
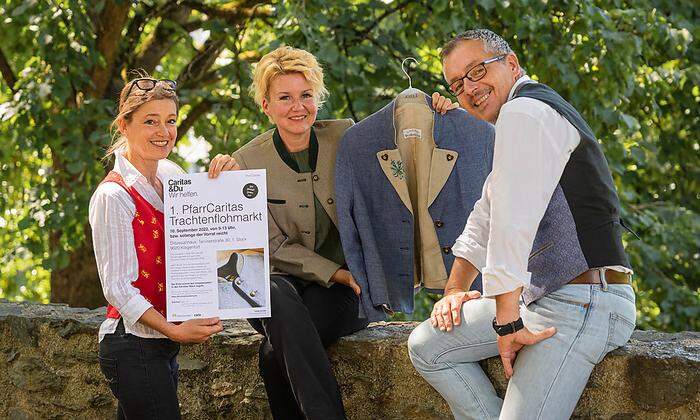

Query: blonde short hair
(250, 46), (328, 107)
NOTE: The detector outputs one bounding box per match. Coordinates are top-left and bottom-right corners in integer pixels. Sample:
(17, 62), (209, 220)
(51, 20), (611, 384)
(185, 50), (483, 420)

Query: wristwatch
(492, 317), (524, 336)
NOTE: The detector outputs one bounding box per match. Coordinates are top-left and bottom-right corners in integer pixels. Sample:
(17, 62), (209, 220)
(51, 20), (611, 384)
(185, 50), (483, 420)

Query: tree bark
(50, 230), (106, 309)
(181, 0), (273, 23)
(133, 6), (192, 74)
(49, 1), (130, 308)
(86, 1), (131, 98)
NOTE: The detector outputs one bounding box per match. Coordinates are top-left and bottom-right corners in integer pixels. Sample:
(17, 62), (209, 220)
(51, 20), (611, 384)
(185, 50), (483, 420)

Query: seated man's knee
(407, 320), (439, 368)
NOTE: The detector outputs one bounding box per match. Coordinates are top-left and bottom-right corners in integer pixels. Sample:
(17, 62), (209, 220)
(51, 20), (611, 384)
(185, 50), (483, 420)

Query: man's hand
(497, 325), (556, 379)
(430, 290), (482, 332)
(431, 92), (460, 114)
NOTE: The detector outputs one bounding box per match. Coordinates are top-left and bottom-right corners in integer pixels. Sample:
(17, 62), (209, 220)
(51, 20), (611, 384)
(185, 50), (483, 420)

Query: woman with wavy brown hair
(90, 75), (223, 419)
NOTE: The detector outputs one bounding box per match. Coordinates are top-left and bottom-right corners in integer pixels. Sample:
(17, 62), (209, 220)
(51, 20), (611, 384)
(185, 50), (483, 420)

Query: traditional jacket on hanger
(336, 92), (494, 321)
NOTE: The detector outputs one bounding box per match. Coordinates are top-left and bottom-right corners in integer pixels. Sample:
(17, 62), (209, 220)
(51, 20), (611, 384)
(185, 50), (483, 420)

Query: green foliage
(0, 0), (697, 331)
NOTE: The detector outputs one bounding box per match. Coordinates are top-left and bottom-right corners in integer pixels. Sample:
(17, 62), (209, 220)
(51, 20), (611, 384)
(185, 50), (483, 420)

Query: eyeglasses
(125, 78), (177, 98)
(448, 54), (507, 96)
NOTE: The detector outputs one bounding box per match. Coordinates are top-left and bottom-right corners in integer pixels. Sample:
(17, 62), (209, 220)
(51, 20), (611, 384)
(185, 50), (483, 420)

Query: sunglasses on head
(125, 78), (177, 98)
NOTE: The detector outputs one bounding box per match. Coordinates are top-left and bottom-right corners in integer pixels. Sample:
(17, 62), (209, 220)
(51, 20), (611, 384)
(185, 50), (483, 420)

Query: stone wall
(0, 300), (698, 419)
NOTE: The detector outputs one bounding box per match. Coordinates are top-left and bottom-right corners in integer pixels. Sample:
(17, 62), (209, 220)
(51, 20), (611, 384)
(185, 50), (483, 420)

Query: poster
(163, 170), (270, 321)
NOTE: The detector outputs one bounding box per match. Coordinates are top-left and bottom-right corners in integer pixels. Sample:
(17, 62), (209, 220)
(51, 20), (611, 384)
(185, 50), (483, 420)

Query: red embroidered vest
(101, 171), (167, 319)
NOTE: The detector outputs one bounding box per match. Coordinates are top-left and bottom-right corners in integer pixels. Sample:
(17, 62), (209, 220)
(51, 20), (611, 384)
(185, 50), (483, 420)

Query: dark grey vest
(513, 82), (630, 304)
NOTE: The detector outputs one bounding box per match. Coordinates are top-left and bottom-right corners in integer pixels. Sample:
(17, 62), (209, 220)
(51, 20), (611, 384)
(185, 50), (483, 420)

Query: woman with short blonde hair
(250, 46), (329, 108)
(209, 46), (366, 420)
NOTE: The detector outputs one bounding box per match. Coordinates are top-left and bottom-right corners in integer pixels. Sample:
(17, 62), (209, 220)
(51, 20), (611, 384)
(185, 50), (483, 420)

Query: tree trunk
(50, 235), (106, 309)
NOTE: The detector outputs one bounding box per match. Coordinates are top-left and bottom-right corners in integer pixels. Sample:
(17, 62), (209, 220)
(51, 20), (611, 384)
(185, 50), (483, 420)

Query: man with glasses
(407, 29), (636, 419)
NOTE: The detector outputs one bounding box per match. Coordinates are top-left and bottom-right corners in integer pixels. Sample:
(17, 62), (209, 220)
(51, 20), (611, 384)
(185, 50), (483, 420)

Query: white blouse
(89, 149), (184, 342)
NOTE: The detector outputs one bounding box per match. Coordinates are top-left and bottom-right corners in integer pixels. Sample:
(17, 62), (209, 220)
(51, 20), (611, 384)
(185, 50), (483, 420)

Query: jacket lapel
(259, 135), (301, 199)
(427, 148), (459, 207)
(426, 97), (459, 207)
(377, 149), (413, 214)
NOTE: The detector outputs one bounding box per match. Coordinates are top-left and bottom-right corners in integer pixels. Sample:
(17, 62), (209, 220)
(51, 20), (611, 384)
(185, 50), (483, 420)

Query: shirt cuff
(452, 237), (487, 271)
(481, 265), (531, 298)
(118, 294), (153, 327)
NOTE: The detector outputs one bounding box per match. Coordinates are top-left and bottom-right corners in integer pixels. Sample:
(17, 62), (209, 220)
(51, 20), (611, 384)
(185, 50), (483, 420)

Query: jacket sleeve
(335, 136), (372, 318)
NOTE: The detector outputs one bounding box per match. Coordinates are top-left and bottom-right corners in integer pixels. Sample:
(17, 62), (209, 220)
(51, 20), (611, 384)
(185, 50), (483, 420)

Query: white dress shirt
(89, 148), (184, 341)
(452, 76), (630, 298)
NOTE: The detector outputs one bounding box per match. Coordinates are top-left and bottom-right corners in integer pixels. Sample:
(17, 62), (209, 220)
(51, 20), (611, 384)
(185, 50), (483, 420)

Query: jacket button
(327, 198), (334, 205)
(312, 174), (319, 181)
(381, 153), (388, 161)
(434, 220), (444, 228)
(446, 154), (454, 161)
(442, 246), (451, 254)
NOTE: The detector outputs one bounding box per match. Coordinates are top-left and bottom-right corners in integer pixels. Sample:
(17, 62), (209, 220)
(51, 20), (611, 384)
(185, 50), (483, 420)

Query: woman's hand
(169, 317), (223, 344)
(330, 269), (361, 296)
(431, 92), (460, 115)
(208, 154), (240, 178)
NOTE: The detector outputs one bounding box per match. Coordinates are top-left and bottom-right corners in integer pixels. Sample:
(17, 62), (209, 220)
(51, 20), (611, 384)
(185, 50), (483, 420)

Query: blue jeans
(408, 284), (635, 419)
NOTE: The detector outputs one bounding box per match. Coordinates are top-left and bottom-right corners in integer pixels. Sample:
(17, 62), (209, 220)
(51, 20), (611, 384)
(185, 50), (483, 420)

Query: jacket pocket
(268, 198), (286, 204)
(528, 242), (553, 261)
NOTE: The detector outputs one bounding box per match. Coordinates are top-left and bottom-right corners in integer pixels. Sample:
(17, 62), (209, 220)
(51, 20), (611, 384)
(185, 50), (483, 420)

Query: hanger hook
(401, 57), (418, 89)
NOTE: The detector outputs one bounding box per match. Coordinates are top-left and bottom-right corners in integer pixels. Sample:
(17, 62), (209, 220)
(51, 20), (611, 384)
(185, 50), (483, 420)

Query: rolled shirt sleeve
(89, 183), (153, 327)
(463, 98), (581, 298)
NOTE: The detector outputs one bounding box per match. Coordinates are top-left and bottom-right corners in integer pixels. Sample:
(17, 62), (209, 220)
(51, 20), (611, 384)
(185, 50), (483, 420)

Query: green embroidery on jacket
(391, 159), (405, 180)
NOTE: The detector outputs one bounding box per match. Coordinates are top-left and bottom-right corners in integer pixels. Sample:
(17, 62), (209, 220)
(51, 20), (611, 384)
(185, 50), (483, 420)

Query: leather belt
(569, 268), (631, 285)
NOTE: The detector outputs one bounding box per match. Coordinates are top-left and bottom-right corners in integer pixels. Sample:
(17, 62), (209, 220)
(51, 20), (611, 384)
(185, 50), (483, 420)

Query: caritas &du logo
(168, 179), (192, 192)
